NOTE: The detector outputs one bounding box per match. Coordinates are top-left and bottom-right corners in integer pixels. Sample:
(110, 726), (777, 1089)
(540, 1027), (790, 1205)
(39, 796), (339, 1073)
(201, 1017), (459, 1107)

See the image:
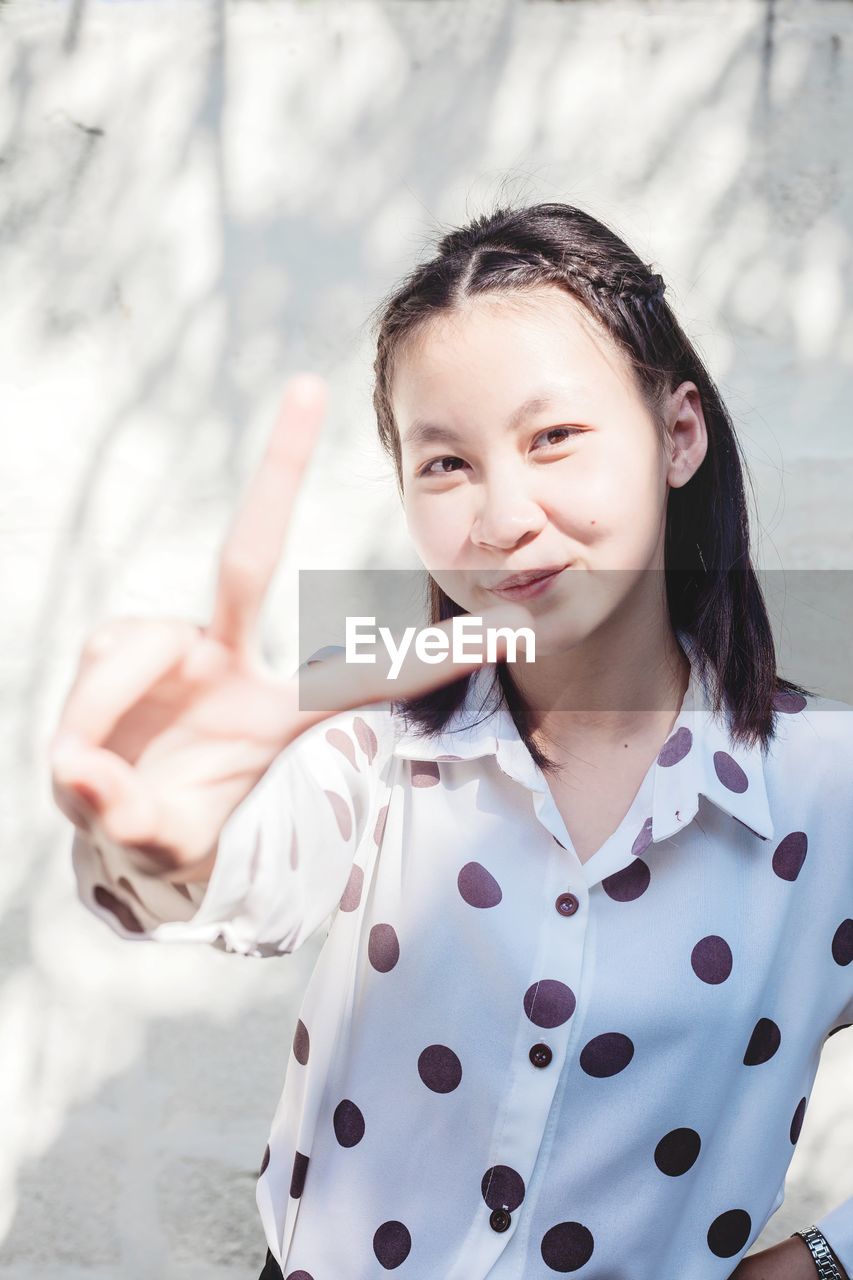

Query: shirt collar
(391, 628), (775, 844)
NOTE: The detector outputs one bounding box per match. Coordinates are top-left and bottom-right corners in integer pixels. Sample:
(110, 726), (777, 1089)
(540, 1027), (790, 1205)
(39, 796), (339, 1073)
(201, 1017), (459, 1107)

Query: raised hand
(49, 374), (532, 882)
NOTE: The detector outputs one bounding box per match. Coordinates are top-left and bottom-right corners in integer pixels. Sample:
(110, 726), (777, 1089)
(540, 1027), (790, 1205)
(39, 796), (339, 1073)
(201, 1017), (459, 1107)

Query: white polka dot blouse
(71, 628), (853, 1279)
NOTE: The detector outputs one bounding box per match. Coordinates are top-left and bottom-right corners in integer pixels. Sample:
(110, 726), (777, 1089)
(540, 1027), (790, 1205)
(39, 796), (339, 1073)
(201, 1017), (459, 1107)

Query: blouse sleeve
(815, 1195), (853, 1278)
(69, 686), (391, 958)
(813, 708), (853, 1279)
(814, 1003), (853, 1277)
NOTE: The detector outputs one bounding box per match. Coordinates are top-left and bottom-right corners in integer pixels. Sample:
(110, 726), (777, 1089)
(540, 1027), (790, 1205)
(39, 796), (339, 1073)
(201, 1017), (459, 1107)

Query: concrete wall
(2, 0), (852, 1274)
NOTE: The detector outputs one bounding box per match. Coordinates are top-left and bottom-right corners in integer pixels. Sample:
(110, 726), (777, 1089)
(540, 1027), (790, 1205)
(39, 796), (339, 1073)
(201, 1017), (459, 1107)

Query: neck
(508, 616), (691, 768)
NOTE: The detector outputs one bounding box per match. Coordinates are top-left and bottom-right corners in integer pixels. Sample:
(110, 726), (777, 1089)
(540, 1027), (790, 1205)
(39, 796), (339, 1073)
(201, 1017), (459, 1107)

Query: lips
(491, 564), (569, 592)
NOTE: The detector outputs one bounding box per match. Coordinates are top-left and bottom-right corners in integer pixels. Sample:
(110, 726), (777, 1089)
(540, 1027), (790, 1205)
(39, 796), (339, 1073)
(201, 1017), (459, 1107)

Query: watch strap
(792, 1226), (845, 1279)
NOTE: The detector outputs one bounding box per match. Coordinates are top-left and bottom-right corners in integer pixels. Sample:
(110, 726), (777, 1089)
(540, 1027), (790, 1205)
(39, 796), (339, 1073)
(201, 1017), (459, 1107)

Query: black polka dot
(654, 1127), (701, 1176)
(333, 1099), (365, 1147)
(523, 979), (576, 1028)
(325, 727), (358, 770)
(790, 1096), (806, 1144)
(743, 1017), (781, 1065)
(418, 1044), (462, 1093)
(324, 789), (352, 840)
(579, 1032), (634, 1077)
(373, 1220), (412, 1269)
(772, 832), (808, 881)
(340, 863), (364, 912)
(293, 1019), (309, 1065)
(93, 885), (144, 933)
(602, 858), (651, 902)
(458, 861), (503, 908)
(832, 919), (853, 966)
(631, 818), (653, 856)
(368, 923), (400, 972)
(117, 876), (144, 903)
(773, 689), (807, 713)
(353, 715), (378, 763)
(691, 935), (733, 984)
(290, 1151), (309, 1198)
(374, 803), (389, 846)
(411, 760), (440, 787)
(714, 751), (748, 793)
(540, 1221), (595, 1272)
(481, 1164), (525, 1212)
(658, 726), (692, 767)
(707, 1208), (751, 1257)
(259, 1144), (270, 1176)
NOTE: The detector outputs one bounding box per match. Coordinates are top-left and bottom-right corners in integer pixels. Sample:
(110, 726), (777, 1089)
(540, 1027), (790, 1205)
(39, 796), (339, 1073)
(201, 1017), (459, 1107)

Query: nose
(470, 473), (546, 550)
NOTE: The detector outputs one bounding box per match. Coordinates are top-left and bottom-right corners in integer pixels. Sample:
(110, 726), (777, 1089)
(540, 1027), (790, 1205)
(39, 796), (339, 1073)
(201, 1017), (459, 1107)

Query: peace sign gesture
(49, 375), (532, 882)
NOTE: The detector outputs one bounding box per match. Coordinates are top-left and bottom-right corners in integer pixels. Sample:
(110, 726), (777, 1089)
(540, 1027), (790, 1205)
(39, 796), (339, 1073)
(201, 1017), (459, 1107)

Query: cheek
(548, 452), (664, 550)
(405, 495), (468, 565)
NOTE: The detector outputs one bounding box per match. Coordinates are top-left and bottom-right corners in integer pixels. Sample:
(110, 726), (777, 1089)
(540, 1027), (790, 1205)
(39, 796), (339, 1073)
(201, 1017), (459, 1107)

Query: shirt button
(555, 891), (579, 916)
(490, 1208), (512, 1232)
(529, 1042), (552, 1068)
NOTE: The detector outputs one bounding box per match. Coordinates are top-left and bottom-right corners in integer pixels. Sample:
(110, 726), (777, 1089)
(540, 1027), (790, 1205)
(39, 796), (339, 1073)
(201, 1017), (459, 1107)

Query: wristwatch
(792, 1226), (845, 1279)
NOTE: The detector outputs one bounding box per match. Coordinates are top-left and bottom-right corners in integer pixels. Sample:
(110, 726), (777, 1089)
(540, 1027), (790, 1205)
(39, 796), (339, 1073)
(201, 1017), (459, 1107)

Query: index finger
(206, 373), (327, 653)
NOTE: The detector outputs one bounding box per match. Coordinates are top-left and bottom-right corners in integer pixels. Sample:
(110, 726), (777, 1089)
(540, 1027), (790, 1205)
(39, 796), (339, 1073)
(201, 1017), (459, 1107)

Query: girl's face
(392, 285), (707, 656)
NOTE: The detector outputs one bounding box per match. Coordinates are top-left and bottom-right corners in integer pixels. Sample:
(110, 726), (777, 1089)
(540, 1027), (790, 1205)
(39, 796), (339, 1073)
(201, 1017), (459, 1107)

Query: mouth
(488, 564), (571, 601)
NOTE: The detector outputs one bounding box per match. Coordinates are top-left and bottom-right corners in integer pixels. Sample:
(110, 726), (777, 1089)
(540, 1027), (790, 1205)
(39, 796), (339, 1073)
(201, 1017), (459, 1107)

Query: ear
(665, 382), (708, 489)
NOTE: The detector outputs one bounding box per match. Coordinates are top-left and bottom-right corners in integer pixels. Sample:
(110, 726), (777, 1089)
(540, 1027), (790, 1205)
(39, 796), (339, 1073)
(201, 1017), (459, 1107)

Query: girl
(50, 202), (852, 1280)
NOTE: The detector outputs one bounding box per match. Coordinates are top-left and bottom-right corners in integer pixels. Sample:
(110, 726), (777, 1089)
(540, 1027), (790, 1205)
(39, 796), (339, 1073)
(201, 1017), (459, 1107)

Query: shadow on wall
(2, 0), (852, 1271)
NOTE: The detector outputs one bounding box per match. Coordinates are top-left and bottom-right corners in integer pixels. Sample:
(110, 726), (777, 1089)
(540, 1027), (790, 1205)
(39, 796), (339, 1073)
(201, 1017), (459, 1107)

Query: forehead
(392, 286), (636, 431)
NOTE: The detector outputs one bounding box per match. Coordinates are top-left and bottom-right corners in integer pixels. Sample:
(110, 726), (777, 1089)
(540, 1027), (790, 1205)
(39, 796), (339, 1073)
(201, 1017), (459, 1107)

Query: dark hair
(368, 200), (813, 769)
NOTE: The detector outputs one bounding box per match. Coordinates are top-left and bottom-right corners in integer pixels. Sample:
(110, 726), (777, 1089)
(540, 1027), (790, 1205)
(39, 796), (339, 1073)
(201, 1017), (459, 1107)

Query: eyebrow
(401, 384), (588, 450)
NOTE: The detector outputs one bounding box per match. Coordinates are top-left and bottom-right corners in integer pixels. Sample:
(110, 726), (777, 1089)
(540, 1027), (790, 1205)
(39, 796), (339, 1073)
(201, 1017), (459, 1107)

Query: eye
(412, 427), (578, 478)
(532, 427), (583, 448)
(418, 455), (467, 477)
